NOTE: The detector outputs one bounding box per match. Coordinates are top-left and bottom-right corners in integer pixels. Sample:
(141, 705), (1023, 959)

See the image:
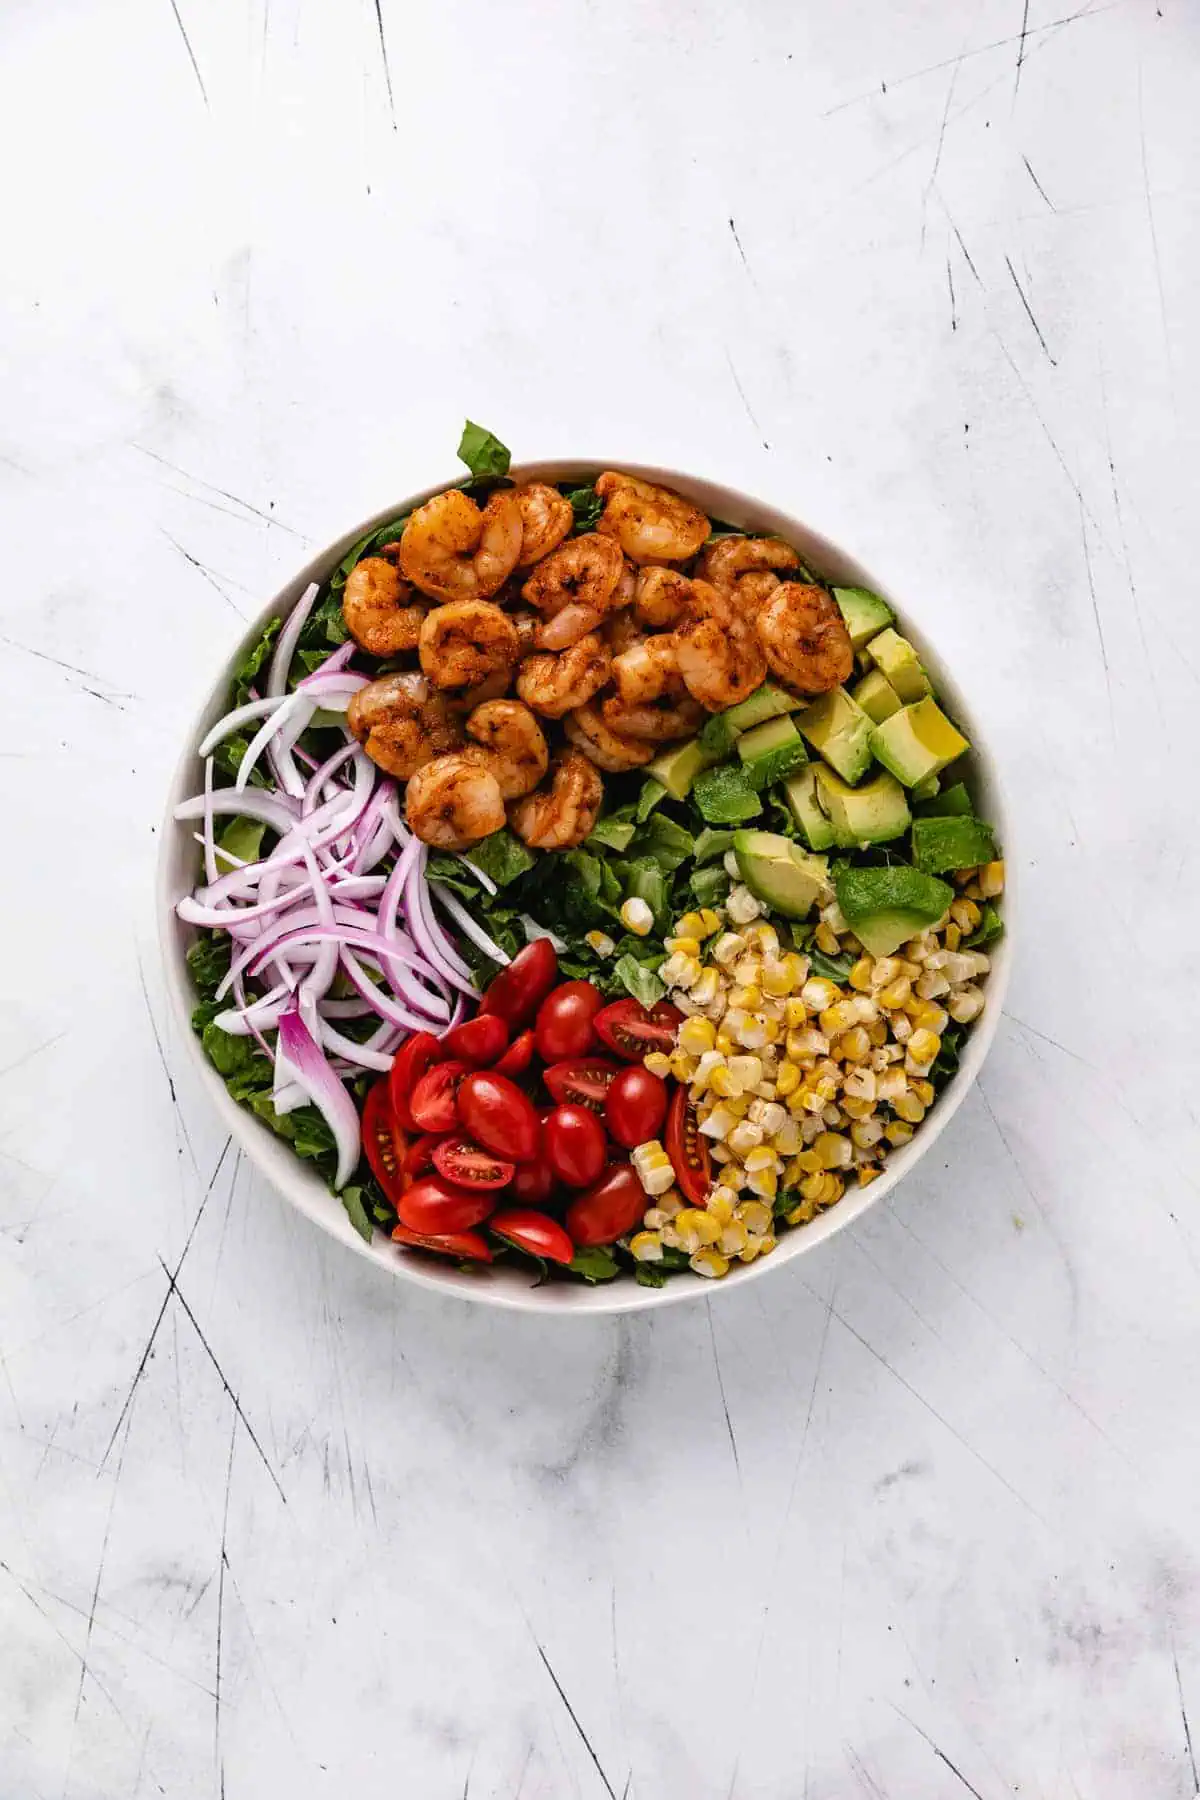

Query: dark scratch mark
(1077, 501), (1113, 723)
(1004, 1013), (1090, 1067)
(925, 54), (964, 206)
(1173, 1645), (1198, 1790)
(372, 0), (396, 124)
(946, 214), (983, 288)
(160, 532), (247, 619)
(946, 257), (958, 332)
(620, 1776), (631, 1800)
(74, 1429), (130, 1727)
(2, 1561), (125, 1723)
(1100, 370), (1160, 707)
(0, 633), (128, 695)
(706, 1301), (742, 1487)
(133, 443), (304, 537)
(214, 1415), (236, 1782)
(0, 1032), (66, 1082)
(1014, 0), (1031, 94)
(977, 1083), (1079, 1316)
(166, 0), (209, 106)
(723, 348), (769, 451)
(1004, 255), (1056, 363)
(1137, 63), (1176, 395)
(533, 1638), (618, 1799)
(157, 1257), (287, 1503)
(728, 218), (758, 291)
(894, 1707), (986, 1799)
(82, 685), (128, 711)
(1021, 153), (1056, 210)
(136, 949), (199, 1178)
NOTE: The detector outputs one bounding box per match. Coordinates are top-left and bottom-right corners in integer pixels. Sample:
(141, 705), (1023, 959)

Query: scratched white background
(2, 1), (1199, 1795)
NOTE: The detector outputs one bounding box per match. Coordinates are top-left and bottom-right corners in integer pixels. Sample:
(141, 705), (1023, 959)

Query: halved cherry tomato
(410, 1060), (469, 1133)
(542, 1056), (621, 1113)
(363, 1079), (408, 1202)
(490, 1209), (575, 1266)
(510, 1158), (557, 1210)
(441, 1013), (509, 1067)
(605, 1066), (669, 1148)
(543, 1104), (606, 1189)
(398, 1172), (494, 1235)
(478, 937), (558, 1029)
(391, 1222), (493, 1263)
(458, 1071), (541, 1163)
(593, 998), (683, 1062)
(403, 1133), (440, 1181)
(665, 1084), (711, 1205)
(432, 1134), (515, 1191)
(493, 1027), (535, 1078)
(535, 980), (605, 1062)
(565, 1164), (646, 1247)
(388, 1030), (445, 1130)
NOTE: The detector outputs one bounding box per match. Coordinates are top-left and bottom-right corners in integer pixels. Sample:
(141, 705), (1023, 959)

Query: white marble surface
(2, 1), (1199, 1794)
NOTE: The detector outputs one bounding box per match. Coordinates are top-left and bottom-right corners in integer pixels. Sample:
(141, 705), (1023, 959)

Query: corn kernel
(943, 922), (962, 951)
(948, 986), (985, 1024)
(813, 1131), (853, 1170)
(678, 1016), (716, 1057)
(834, 1025), (868, 1064)
(848, 956), (873, 993)
(643, 1050), (671, 1078)
(665, 934), (702, 957)
(782, 998), (806, 1031)
(677, 1207), (721, 1246)
(690, 1248), (731, 1279)
(691, 1049), (726, 1095)
(893, 1091), (927, 1124)
(668, 1049), (697, 1083)
(746, 1165), (778, 1199)
(775, 1061), (801, 1098)
(698, 1103), (738, 1141)
(742, 1144), (777, 1173)
(858, 1166), (881, 1188)
(661, 951), (701, 989)
(909, 1001), (948, 1034)
(629, 1231), (663, 1262)
(756, 1234), (778, 1256)
(870, 957), (901, 988)
(762, 953), (804, 997)
(712, 932), (745, 966)
(736, 1200), (771, 1237)
(885, 1120), (914, 1147)
(726, 885), (762, 925)
(735, 1018), (768, 1051)
(707, 1187), (737, 1226)
(620, 896), (654, 936)
(710, 1143), (732, 1164)
(642, 1207), (669, 1229)
(785, 1197), (818, 1226)
(744, 921), (781, 957)
(911, 1078), (935, 1107)
(690, 968), (721, 1008)
(877, 1068), (907, 1101)
(950, 898), (981, 933)
(814, 922), (841, 956)
(772, 1118), (802, 1155)
(715, 1028), (735, 1055)
(674, 911), (705, 940)
(719, 1218), (750, 1255)
(696, 908), (723, 937)
(907, 1028), (941, 1067)
(801, 977), (839, 1011)
(840, 1095), (872, 1120)
(728, 1054), (763, 1092)
(727, 1120), (764, 1158)
(890, 1014), (913, 1043)
(818, 1001), (856, 1037)
(978, 861), (1005, 899)
(843, 1065), (877, 1102)
(726, 984), (759, 1012)
(878, 976), (912, 1010)
(850, 1118), (884, 1149)
(585, 930), (615, 956)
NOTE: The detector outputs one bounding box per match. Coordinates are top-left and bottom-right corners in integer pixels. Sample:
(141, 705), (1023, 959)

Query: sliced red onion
(175, 789), (297, 835)
(341, 950), (448, 1032)
(276, 1006), (360, 1188)
(521, 915), (568, 952)
(297, 642), (356, 684)
(430, 882), (511, 969)
(299, 841), (338, 999)
(267, 581), (319, 698)
(202, 756), (218, 887)
(456, 853), (498, 896)
(404, 872), (478, 996)
(303, 742), (357, 813)
(199, 694), (288, 758)
(273, 1081), (309, 1116)
(236, 691), (313, 794)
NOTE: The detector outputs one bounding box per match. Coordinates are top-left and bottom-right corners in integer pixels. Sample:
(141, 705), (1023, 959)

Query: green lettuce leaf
(457, 420), (511, 480)
(611, 953), (665, 1008)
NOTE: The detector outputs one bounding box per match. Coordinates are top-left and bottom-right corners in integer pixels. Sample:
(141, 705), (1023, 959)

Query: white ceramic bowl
(158, 462), (1013, 1315)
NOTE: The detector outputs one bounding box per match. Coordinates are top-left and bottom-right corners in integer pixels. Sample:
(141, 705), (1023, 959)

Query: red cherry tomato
(432, 1134), (515, 1191)
(665, 1085), (712, 1205)
(543, 1104), (607, 1189)
(409, 1060), (469, 1133)
(398, 1173), (494, 1235)
(388, 1031), (445, 1130)
(510, 1158), (558, 1210)
(493, 1028), (535, 1078)
(441, 1012), (509, 1067)
(457, 1071), (541, 1163)
(565, 1164), (647, 1247)
(490, 1209), (575, 1266)
(362, 1080), (408, 1202)
(478, 938), (558, 1029)
(535, 980), (605, 1062)
(391, 1222), (493, 1263)
(605, 1066), (669, 1149)
(403, 1133), (440, 1181)
(593, 998), (683, 1062)
(542, 1056), (622, 1113)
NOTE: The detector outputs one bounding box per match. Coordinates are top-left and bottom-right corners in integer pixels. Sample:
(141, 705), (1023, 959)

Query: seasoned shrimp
(515, 631), (611, 719)
(418, 599), (519, 691)
(341, 557), (428, 656)
(697, 535), (802, 588)
(611, 634), (682, 706)
(634, 566), (692, 629)
(461, 699), (549, 799)
(536, 604), (603, 650)
(594, 471), (709, 565)
(730, 570), (783, 618)
(563, 704), (656, 771)
(347, 673), (464, 780)
(673, 579), (768, 712)
(452, 666), (513, 712)
(405, 753), (506, 850)
(521, 532), (625, 618)
(514, 482), (573, 565)
(399, 488), (522, 603)
(757, 583), (854, 695)
(600, 692), (704, 743)
(602, 608), (645, 656)
(511, 610), (541, 656)
(509, 749), (604, 850)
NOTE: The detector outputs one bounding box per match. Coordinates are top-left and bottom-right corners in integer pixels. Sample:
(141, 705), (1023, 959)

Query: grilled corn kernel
(709, 1065), (741, 1099)
(744, 922), (781, 956)
(907, 1028), (941, 1067)
(585, 930), (615, 957)
(712, 932), (745, 966)
(878, 976), (912, 1010)
(690, 1248), (731, 1279)
(629, 1231), (663, 1262)
(707, 1188), (737, 1226)
(691, 968), (721, 1008)
(678, 1016), (716, 1057)
(843, 1066), (877, 1102)
(674, 911), (705, 940)
(728, 1054), (763, 1091)
(668, 1049), (697, 1083)
(916, 971), (950, 1000)
(742, 1145), (778, 1174)
(948, 987), (985, 1023)
(817, 1001), (855, 1037)
(850, 1118), (884, 1149)
(729, 983), (762, 1011)
(752, 1100), (786, 1136)
(840, 1095), (872, 1120)
(727, 1120), (765, 1158)
(696, 908), (723, 937)
(710, 1143), (732, 1164)
(801, 977), (840, 1011)
(783, 997), (807, 1030)
(943, 922), (962, 951)
(737, 1200), (772, 1237)
(726, 885), (762, 924)
(719, 1218), (750, 1255)
(690, 1049), (725, 1095)
(848, 956), (873, 993)
(786, 1196), (819, 1225)
(621, 896), (654, 936)
(772, 1118), (802, 1156)
(762, 953), (803, 997)
(643, 1050), (672, 1079)
(775, 1061), (801, 1098)
(950, 898), (981, 933)
(869, 957), (900, 987)
(876, 1069), (907, 1102)
(699, 1103), (738, 1141)
(978, 861), (1005, 899)
(909, 1001), (948, 1035)
(677, 1207), (722, 1246)
(746, 1165), (778, 1199)
(884, 1119), (915, 1147)
(715, 1027), (735, 1054)
(813, 1131), (853, 1170)
(665, 934), (702, 958)
(911, 1078), (935, 1107)
(891, 1014), (913, 1043)
(893, 1091), (927, 1124)
(814, 922), (841, 956)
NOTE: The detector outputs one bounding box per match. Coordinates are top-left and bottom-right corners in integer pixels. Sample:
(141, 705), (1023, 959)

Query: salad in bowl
(163, 423), (1008, 1304)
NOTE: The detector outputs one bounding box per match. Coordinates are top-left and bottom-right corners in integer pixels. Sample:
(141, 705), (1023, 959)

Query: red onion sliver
(276, 1006), (360, 1188)
(199, 695), (288, 758)
(267, 581), (319, 698)
(429, 881), (511, 968)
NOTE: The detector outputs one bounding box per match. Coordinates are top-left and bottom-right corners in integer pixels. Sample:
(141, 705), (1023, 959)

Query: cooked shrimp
(756, 583), (854, 695)
(730, 570), (783, 618)
(611, 634), (682, 706)
(461, 699), (548, 799)
(602, 608), (645, 655)
(418, 599), (519, 691)
(697, 534), (802, 588)
(521, 532), (625, 618)
(633, 566), (692, 629)
(673, 579), (768, 712)
(514, 482), (573, 565)
(594, 471), (709, 565)
(600, 692), (704, 742)
(341, 557), (428, 656)
(536, 604), (603, 650)
(451, 666), (513, 712)
(405, 753), (506, 850)
(563, 704), (656, 771)
(399, 488), (522, 603)
(511, 610), (541, 656)
(515, 631), (612, 719)
(509, 749), (604, 850)
(347, 673), (464, 780)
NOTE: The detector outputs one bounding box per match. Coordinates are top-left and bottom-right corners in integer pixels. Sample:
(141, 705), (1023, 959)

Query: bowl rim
(157, 458), (1014, 1316)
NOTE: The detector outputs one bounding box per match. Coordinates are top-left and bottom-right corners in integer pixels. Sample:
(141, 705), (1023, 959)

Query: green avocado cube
(783, 765), (836, 851)
(646, 737), (721, 801)
(698, 682), (799, 756)
(853, 669), (903, 725)
(869, 698), (969, 788)
(834, 586), (894, 648)
(816, 767), (911, 848)
(736, 715), (809, 790)
(911, 814), (998, 874)
(692, 764), (763, 825)
(733, 830), (831, 919)
(795, 686), (874, 784)
(866, 628), (930, 703)
(834, 862), (955, 959)
(915, 780), (972, 817)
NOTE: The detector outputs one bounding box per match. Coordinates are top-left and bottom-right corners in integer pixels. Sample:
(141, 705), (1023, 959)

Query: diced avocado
(834, 862), (955, 958)
(869, 698), (970, 788)
(834, 585), (894, 648)
(911, 813), (998, 874)
(815, 767), (911, 848)
(736, 715), (809, 790)
(215, 815), (266, 872)
(692, 764), (763, 825)
(733, 831), (831, 919)
(795, 686), (875, 785)
(783, 766), (836, 852)
(910, 773), (940, 803)
(647, 737), (720, 802)
(916, 780), (972, 817)
(699, 682), (799, 756)
(852, 669), (903, 725)
(866, 628), (930, 703)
